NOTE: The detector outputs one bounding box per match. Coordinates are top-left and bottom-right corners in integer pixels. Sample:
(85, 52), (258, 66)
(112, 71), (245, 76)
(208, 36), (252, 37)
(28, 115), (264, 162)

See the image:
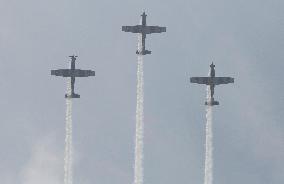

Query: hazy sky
(0, 0), (283, 184)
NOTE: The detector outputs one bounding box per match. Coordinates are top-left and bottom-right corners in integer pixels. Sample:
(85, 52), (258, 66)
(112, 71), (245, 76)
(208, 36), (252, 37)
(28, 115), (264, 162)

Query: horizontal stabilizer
(136, 50), (151, 55)
(205, 98), (219, 106)
(65, 93), (80, 99)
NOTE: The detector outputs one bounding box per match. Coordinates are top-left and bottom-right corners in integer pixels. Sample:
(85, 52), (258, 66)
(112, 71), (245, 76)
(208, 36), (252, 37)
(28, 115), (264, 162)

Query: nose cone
(142, 11), (146, 17)
(210, 62), (215, 68)
(69, 55), (78, 62)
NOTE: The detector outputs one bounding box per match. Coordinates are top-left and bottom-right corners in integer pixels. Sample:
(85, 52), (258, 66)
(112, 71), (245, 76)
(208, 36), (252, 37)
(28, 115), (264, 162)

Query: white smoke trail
(204, 86), (213, 184)
(134, 33), (144, 184)
(64, 78), (73, 184)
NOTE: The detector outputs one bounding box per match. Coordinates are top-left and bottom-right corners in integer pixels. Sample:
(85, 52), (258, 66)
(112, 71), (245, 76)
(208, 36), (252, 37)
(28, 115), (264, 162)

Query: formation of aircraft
(51, 12), (234, 105)
(51, 55), (95, 98)
(190, 63), (234, 106)
(122, 12), (166, 55)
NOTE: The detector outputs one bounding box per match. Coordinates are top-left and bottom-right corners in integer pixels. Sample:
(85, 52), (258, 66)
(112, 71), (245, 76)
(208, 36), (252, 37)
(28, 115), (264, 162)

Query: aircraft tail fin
(65, 93), (80, 99)
(205, 98), (219, 106)
(136, 50), (151, 55)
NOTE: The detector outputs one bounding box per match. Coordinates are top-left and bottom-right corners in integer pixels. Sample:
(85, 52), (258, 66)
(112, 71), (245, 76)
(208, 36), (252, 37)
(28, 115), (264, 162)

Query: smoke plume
(64, 78), (73, 184)
(134, 33), (144, 184)
(204, 86), (213, 184)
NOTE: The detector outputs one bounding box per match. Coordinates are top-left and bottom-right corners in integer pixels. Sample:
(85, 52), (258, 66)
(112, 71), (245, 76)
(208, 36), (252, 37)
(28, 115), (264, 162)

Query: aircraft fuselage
(209, 63), (216, 99)
(137, 12), (151, 55)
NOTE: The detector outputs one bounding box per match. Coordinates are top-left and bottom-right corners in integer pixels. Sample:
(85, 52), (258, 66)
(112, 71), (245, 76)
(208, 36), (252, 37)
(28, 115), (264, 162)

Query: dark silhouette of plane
(122, 12), (166, 55)
(190, 63), (234, 106)
(51, 55), (95, 98)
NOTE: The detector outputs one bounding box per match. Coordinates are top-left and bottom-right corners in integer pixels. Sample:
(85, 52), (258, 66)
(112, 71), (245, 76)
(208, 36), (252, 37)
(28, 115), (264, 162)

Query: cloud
(20, 134), (63, 184)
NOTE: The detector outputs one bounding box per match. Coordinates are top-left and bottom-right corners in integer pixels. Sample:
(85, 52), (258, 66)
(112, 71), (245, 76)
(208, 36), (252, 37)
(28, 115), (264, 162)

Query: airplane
(190, 63), (234, 106)
(122, 12), (166, 55)
(51, 55), (95, 98)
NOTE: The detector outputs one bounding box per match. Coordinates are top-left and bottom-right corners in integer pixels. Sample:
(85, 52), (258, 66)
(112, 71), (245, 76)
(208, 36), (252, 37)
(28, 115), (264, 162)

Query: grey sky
(0, 0), (283, 184)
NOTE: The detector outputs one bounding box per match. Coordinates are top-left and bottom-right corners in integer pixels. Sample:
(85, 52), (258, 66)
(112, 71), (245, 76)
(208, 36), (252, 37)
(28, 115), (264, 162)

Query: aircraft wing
(190, 77), (210, 84)
(213, 77), (234, 85)
(51, 69), (71, 77)
(72, 69), (96, 77)
(190, 77), (234, 85)
(122, 25), (142, 33)
(145, 26), (166, 34)
(51, 69), (95, 77)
